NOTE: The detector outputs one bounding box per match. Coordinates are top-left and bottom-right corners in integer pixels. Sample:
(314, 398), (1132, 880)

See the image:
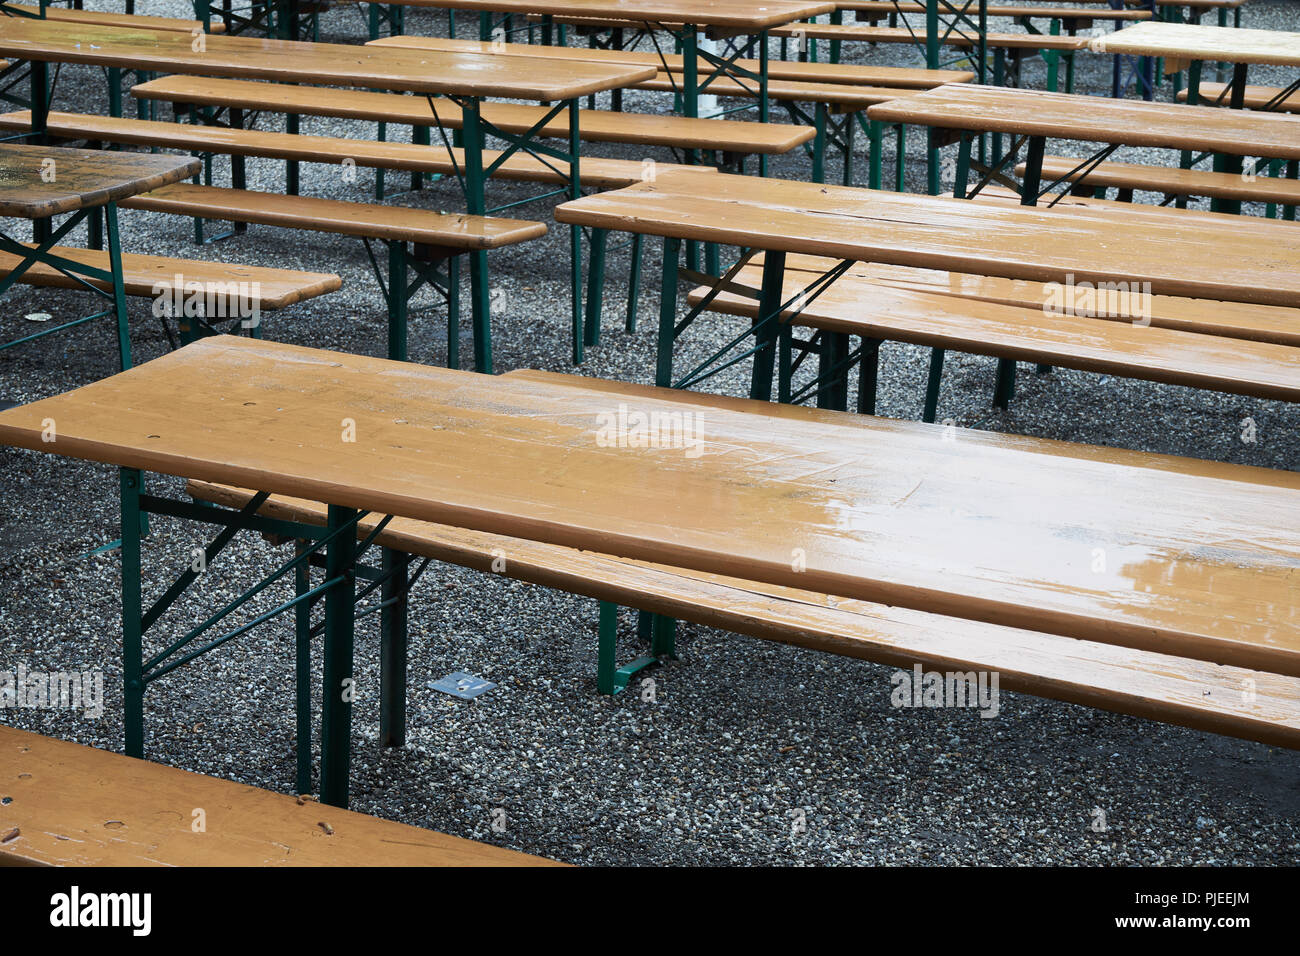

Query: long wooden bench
(770, 21), (1090, 51)
(0, 725), (558, 865)
(0, 110), (710, 192)
(1177, 83), (1300, 113)
(686, 254), (1300, 421)
(1024, 155), (1300, 211)
(1, 4), (226, 34)
(180, 368), (1300, 753)
(844, 1), (1153, 20)
(0, 243), (339, 349)
(129, 74), (816, 162)
(0, 243), (338, 309)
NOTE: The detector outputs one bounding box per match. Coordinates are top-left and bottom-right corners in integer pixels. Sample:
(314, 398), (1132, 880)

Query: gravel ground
(0, 0), (1297, 866)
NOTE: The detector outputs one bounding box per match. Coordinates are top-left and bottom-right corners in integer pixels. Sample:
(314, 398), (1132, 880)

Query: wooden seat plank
(553, 175), (1300, 307)
(0, 17), (656, 102)
(688, 264), (1300, 401)
(0, 244), (341, 309)
(0, 726), (557, 866)
(4, 4), (226, 34)
(844, 1), (1152, 18)
(765, 247), (1300, 348)
(867, 84), (1300, 160)
(0, 336), (1295, 676)
(1026, 154), (1300, 205)
(1177, 83), (1300, 113)
(188, 472), (1300, 752)
(770, 23), (1090, 50)
(129, 76), (814, 154)
(0, 142), (198, 217)
(367, 34), (974, 89)
(122, 183), (548, 249)
(372, 0), (836, 31)
(0, 111), (715, 190)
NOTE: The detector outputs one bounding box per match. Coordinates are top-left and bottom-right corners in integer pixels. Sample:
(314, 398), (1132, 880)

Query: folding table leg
(120, 467), (145, 759)
(625, 233), (643, 332)
(923, 348), (946, 424)
(584, 226), (608, 347)
(104, 203), (132, 372)
(320, 505), (357, 809)
(748, 250), (786, 401)
(379, 549), (409, 749)
(655, 236), (682, 387)
(294, 544), (312, 795)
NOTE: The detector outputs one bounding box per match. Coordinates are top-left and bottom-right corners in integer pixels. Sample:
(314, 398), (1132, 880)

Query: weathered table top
(1096, 21), (1300, 66)
(555, 174), (1300, 307)
(0, 336), (1295, 675)
(0, 142), (198, 218)
(351, 0), (836, 30)
(867, 83), (1300, 159)
(0, 17), (655, 101)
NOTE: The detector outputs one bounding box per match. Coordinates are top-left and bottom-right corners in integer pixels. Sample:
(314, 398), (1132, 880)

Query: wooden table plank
(866, 84), (1300, 159)
(0, 17), (655, 101)
(554, 175), (1300, 307)
(0, 143), (198, 217)
(0, 336), (1296, 675)
(367, 34), (974, 88)
(1096, 21), (1300, 66)
(0, 726), (559, 866)
(360, 0), (836, 30)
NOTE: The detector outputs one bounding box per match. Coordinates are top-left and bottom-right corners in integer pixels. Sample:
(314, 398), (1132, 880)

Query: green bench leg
(319, 504), (358, 809)
(817, 331), (851, 411)
(584, 226), (607, 347)
(813, 103), (827, 184)
(597, 603), (667, 695)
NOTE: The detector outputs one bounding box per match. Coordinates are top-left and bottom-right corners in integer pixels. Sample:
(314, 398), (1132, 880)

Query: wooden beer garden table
(347, 0), (836, 124)
(553, 173), (1300, 399)
(866, 82), (1300, 212)
(0, 335), (1296, 805)
(0, 15), (655, 363)
(0, 142), (199, 371)
(1098, 20), (1300, 108)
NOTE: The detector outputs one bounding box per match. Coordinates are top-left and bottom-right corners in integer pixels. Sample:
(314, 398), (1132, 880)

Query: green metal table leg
(319, 504), (357, 809)
(379, 548), (409, 748)
(461, 100), (494, 373)
(749, 250), (786, 401)
(584, 226), (607, 347)
(868, 118), (883, 190)
(922, 348), (945, 423)
(568, 99), (584, 363)
(104, 203), (132, 371)
(387, 240), (408, 362)
(294, 542), (312, 794)
(655, 235), (682, 386)
(447, 253), (461, 368)
(120, 467), (145, 759)
(626, 233), (643, 332)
